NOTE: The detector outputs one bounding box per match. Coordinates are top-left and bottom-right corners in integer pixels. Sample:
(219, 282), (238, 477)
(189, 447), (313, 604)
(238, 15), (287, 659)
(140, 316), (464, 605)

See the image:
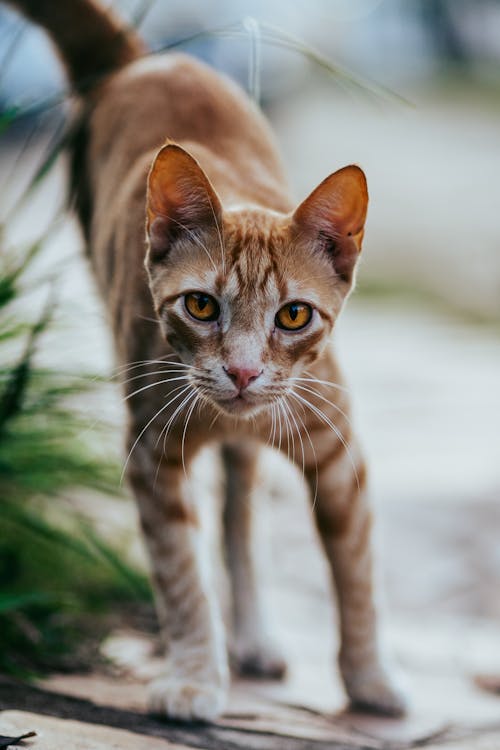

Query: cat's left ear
(292, 165), (368, 284)
(146, 143), (223, 261)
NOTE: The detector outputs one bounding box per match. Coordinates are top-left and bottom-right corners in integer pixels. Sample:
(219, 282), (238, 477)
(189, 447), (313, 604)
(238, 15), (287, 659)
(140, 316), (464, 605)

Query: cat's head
(145, 144), (367, 418)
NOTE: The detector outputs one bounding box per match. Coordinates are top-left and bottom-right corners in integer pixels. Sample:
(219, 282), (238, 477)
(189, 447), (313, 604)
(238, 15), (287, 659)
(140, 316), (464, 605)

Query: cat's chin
(213, 395), (266, 419)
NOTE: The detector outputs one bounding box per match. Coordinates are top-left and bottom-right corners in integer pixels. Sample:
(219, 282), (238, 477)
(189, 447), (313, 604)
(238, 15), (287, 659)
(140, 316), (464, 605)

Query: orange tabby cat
(11, 0), (406, 721)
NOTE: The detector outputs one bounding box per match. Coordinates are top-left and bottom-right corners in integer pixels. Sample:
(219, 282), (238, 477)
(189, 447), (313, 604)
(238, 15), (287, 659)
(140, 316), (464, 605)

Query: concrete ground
(1, 72), (500, 750)
(2, 284), (500, 748)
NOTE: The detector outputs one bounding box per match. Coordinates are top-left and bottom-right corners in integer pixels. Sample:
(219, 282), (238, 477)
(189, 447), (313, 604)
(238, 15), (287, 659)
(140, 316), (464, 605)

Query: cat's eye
(275, 302), (313, 331)
(184, 292), (220, 322)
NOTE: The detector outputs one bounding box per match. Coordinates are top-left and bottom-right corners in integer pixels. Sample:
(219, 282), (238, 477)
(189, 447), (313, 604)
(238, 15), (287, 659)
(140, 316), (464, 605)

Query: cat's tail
(7, 0), (145, 93)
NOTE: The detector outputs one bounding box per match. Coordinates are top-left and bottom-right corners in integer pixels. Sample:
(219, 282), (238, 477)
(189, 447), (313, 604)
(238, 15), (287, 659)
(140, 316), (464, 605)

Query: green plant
(0, 239), (151, 678)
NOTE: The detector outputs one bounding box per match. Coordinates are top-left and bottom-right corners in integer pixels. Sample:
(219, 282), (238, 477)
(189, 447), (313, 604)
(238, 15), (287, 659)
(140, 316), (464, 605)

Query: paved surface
(4, 189), (500, 745)
(2, 290), (500, 747)
(2, 75), (500, 750)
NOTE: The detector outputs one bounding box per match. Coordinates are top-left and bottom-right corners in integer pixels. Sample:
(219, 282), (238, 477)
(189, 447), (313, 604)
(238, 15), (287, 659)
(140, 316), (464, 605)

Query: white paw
(148, 676), (227, 721)
(343, 665), (408, 717)
(231, 638), (287, 680)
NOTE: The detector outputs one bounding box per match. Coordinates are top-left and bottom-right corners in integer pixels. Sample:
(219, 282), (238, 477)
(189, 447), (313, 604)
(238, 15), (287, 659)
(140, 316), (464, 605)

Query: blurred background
(1, 0), (500, 730)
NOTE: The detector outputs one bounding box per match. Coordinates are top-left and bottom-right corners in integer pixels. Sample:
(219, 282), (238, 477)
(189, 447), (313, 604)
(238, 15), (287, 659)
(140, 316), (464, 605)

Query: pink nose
(224, 365), (262, 391)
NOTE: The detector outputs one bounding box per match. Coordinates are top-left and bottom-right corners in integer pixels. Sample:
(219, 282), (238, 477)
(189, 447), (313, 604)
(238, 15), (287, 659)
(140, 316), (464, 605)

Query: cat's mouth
(191, 376), (284, 419)
(213, 392), (266, 418)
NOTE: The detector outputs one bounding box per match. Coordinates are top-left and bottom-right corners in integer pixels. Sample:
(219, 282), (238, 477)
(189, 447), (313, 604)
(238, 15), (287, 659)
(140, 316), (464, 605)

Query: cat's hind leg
(127, 436), (228, 721)
(222, 442), (287, 680)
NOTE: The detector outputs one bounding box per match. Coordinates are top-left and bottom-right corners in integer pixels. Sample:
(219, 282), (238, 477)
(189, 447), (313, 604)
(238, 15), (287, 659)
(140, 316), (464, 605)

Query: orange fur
(10, 0), (406, 721)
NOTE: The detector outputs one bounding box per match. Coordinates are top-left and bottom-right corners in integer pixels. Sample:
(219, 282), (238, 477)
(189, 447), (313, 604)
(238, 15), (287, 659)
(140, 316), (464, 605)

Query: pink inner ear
(146, 143), (222, 232)
(293, 165), (368, 245)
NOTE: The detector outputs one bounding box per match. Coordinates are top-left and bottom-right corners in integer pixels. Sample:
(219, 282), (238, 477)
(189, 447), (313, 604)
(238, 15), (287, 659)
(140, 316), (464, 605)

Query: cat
(10, 0), (406, 721)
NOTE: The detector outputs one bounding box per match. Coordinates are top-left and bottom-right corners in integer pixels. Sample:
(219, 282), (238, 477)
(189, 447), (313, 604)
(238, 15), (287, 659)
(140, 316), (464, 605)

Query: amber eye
(184, 292), (220, 322)
(275, 302), (313, 331)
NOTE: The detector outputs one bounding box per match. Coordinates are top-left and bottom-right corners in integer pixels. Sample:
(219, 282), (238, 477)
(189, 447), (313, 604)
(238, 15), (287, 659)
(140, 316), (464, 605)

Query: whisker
(267, 401), (277, 448)
(195, 389), (208, 418)
(121, 368), (194, 386)
(112, 358), (194, 379)
(288, 389), (359, 490)
(278, 399), (291, 464)
(151, 387), (199, 490)
(272, 401), (279, 449)
(288, 388), (345, 451)
(205, 186), (226, 275)
(291, 383), (351, 426)
(181, 392), (201, 477)
(208, 411), (220, 431)
(276, 398), (283, 453)
(290, 398), (319, 507)
(157, 212), (218, 272)
(191, 375), (214, 386)
(282, 396), (305, 478)
(302, 371), (349, 393)
(156, 386), (197, 451)
(152, 387), (197, 491)
(114, 357), (178, 373)
(120, 382), (193, 483)
(280, 400), (295, 463)
(123, 375), (190, 401)
(136, 314), (161, 325)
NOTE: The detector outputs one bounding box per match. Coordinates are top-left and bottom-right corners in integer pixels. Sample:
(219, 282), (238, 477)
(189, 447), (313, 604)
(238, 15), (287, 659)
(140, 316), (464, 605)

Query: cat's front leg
(222, 442), (287, 679)
(305, 433), (407, 717)
(127, 439), (228, 722)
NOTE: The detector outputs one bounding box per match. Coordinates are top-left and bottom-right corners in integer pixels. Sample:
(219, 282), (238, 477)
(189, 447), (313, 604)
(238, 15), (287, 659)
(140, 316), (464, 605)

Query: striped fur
(11, 0), (406, 721)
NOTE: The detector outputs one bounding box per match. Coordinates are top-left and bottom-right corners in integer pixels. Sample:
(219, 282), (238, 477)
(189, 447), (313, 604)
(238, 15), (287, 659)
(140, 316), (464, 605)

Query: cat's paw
(231, 639), (288, 680)
(343, 665), (408, 718)
(148, 676), (227, 722)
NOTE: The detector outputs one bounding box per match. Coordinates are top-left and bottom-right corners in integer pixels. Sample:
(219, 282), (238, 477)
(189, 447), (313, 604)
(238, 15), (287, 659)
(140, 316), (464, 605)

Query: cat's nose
(223, 365), (262, 391)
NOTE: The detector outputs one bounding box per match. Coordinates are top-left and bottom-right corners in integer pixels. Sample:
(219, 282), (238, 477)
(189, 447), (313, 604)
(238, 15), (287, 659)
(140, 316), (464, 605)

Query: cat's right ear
(292, 165), (368, 285)
(146, 143), (222, 262)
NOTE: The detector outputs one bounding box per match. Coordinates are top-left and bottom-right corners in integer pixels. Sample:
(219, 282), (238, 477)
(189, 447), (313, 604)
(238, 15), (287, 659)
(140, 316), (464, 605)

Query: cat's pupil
(289, 304), (298, 320)
(197, 295), (208, 310)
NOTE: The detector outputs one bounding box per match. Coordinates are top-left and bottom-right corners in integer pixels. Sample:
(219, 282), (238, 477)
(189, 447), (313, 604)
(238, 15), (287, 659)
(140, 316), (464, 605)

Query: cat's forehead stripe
(224, 221), (286, 298)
